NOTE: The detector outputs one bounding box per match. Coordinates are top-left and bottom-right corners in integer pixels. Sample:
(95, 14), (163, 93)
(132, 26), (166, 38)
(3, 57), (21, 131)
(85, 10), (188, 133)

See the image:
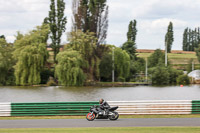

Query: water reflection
(0, 85), (200, 102)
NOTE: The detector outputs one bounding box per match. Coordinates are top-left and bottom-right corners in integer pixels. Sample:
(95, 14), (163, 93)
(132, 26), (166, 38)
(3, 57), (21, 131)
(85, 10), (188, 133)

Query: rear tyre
(109, 111), (119, 121)
(86, 112), (96, 121)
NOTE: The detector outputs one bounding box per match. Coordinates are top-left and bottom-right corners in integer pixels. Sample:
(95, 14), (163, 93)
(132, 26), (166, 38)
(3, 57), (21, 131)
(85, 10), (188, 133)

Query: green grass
(137, 53), (152, 58)
(120, 114), (200, 118)
(137, 53), (197, 59)
(1, 114), (200, 120)
(0, 116), (85, 120)
(0, 127), (200, 133)
(168, 53), (197, 59)
(137, 52), (199, 70)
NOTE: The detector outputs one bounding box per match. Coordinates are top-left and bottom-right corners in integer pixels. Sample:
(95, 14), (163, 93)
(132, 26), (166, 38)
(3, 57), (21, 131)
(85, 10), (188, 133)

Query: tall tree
(0, 38), (15, 85)
(165, 22), (174, 53)
(55, 50), (85, 86)
(182, 28), (188, 51)
(121, 41), (136, 60)
(195, 46), (200, 63)
(188, 29), (192, 51)
(127, 20), (137, 42)
(47, 0), (67, 62)
(182, 27), (200, 51)
(72, 0), (109, 45)
(13, 25), (49, 85)
(67, 30), (100, 81)
(113, 48), (130, 81)
(122, 20), (137, 60)
(198, 28), (200, 45)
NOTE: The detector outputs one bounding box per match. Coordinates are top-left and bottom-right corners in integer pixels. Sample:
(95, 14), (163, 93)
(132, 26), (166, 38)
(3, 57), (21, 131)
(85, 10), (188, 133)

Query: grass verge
(1, 114), (200, 120)
(0, 127), (200, 133)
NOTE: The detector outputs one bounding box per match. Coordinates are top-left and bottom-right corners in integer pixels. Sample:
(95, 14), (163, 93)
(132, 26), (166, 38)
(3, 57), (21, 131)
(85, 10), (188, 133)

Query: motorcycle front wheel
(109, 111), (119, 121)
(86, 112), (96, 121)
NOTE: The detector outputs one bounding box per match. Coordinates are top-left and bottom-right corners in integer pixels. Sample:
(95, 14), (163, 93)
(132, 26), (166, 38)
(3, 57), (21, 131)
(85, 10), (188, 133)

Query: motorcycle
(86, 105), (119, 121)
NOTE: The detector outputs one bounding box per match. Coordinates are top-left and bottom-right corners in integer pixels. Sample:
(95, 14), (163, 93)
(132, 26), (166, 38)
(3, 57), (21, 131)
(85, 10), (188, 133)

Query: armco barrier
(0, 100), (200, 116)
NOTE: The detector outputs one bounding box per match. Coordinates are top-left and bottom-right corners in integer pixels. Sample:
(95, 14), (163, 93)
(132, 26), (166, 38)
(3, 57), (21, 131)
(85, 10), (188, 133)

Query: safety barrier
(0, 100), (200, 116)
(109, 101), (192, 115)
(0, 103), (11, 116)
(11, 102), (98, 116)
(192, 100), (200, 114)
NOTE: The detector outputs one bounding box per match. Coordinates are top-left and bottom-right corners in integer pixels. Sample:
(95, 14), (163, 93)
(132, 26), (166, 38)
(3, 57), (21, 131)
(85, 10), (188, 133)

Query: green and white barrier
(1, 100), (200, 116)
(0, 103), (11, 116)
(11, 102), (98, 116)
(192, 100), (200, 114)
(109, 100), (192, 115)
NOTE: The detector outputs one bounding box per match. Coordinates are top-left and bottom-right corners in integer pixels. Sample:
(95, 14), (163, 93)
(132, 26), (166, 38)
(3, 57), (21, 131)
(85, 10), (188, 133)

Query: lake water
(0, 85), (200, 102)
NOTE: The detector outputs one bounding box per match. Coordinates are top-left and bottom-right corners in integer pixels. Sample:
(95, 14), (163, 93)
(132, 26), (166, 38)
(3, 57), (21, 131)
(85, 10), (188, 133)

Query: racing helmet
(99, 98), (104, 104)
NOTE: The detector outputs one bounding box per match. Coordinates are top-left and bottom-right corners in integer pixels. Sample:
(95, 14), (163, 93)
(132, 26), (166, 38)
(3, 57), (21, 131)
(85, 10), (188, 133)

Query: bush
(148, 49), (166, 68)
(168, 67), (183, 85)
(176, 75), (190, 85)
(150, 66), (170, 85)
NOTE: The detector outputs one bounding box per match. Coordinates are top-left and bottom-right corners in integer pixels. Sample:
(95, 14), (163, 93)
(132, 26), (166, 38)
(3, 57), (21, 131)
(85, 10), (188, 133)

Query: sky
(0, 0), (200, 50)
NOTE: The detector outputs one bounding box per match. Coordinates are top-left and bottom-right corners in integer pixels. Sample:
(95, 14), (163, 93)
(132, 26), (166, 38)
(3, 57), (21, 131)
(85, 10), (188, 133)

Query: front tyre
(109, 111), (119, 121)
(86, 112), (96, 121)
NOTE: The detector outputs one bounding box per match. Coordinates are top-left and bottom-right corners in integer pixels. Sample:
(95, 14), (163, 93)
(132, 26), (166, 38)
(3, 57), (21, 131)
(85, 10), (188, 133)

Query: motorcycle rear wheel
(86, 112), (96, 121)
(109, 111), (119, 121)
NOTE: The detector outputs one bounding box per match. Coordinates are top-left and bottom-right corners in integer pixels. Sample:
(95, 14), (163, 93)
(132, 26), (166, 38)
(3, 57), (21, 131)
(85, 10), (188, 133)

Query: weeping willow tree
(0, 38), (15, 85)
(55, 50), (85, 86)
(114, 48), (130, 81)
(67, 30), (100, 81)
(13, 24), (49, 85)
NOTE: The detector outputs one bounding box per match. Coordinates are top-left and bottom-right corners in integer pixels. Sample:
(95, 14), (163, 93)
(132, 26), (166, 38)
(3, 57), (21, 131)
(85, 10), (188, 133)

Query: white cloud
(106, 0), (200, 49)
(140, 18), (187, 33)
(1, 0), (200, 50)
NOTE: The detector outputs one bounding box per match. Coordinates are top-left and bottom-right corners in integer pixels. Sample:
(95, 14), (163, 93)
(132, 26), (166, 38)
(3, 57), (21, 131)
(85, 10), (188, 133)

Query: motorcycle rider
(99, 98), (110, 115)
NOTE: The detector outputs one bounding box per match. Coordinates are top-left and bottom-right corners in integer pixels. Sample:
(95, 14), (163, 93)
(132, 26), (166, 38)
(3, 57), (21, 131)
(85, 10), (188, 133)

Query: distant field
(137, 49), (200, 70)
(137, 53), (199, 65)
(137, 53), (197, 59)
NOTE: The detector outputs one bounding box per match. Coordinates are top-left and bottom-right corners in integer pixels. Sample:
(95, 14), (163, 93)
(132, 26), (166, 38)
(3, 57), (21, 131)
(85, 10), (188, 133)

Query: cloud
(0, 0), (200, 50)
(106, 0), (199, 49)
(140, 18), (187, 33)
(0, 0), (50, 42)
(131, 0), (200, 20)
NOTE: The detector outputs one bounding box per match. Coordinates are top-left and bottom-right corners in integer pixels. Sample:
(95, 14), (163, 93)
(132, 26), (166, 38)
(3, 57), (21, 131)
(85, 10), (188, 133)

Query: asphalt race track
(0, 118), (200, 128)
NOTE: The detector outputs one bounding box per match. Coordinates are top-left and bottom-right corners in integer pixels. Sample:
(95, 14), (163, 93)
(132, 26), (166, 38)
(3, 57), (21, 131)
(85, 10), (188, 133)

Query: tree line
(0, 0), (189, 86)
(182, 27), (200, 51)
